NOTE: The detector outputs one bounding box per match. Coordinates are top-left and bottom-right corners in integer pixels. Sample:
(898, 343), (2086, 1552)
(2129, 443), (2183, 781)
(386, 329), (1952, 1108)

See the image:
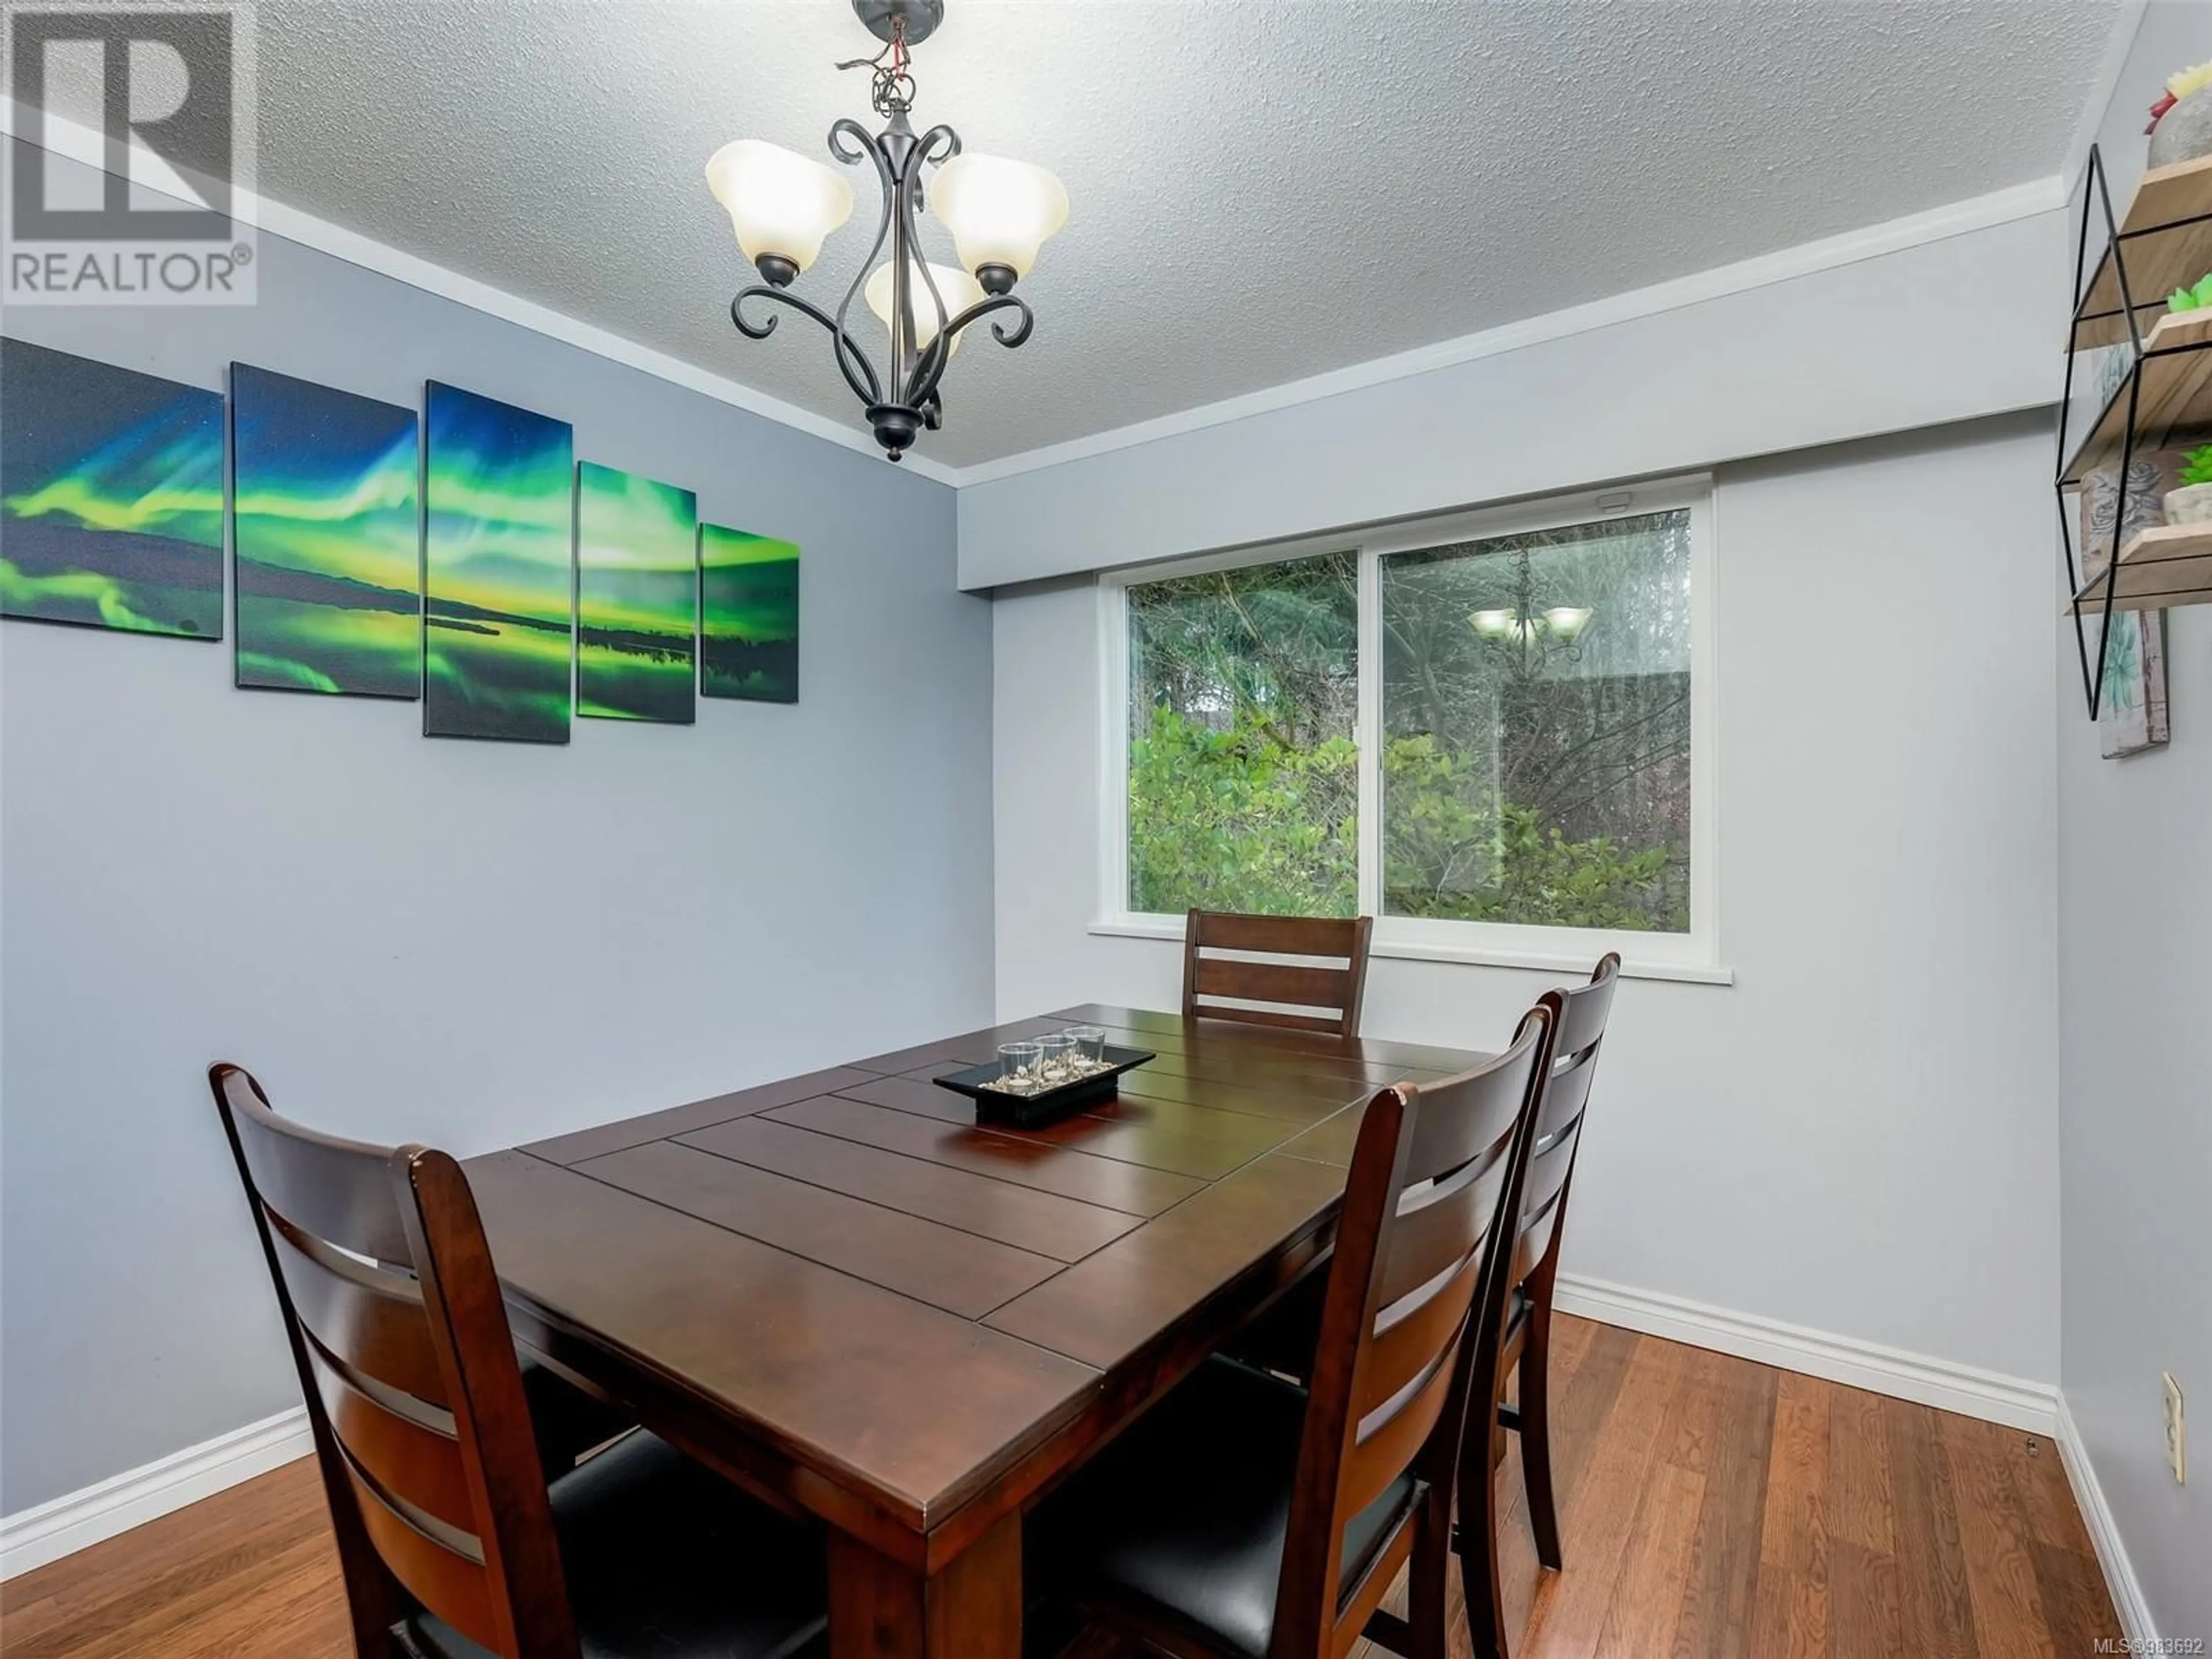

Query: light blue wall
(0, 140), (994, 1514)
(989, 414), (2065, 1390)
(2058, 4), (2212, 1641)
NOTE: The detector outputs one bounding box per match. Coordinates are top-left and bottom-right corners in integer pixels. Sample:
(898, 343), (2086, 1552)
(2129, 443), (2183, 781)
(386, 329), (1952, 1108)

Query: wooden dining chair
(1036, 996), (1558, 1659)
(207, 1063), (828, 1659)
(1470, 953), (1622, 1584)
(1182, 908), (1376, 1038)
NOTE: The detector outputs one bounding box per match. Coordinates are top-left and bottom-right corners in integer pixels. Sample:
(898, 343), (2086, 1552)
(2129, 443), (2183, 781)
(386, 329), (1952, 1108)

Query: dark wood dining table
(463, 1003), (1487, 1658)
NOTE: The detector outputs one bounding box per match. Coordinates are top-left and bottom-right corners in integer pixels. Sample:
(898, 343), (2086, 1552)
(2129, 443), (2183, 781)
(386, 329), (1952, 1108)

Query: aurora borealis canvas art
(576, 463), (697, 724)
(231, 364), (421, 697)
(0, 338), (225, 639)
(9, 343), (807, 743)
(699, 524), (799, 704)
(423, 381), (574, 743)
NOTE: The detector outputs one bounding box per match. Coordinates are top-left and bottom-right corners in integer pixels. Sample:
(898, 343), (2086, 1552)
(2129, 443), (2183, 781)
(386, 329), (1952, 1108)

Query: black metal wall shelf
(2074, 152), (2212, 347)
(2061, 309), (2212, 484)
(2059, 144), (2212, 719)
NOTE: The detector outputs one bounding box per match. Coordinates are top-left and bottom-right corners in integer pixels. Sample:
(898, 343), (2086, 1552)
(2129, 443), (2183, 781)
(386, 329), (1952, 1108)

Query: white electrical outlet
(2164, 1372), (2187, 1485)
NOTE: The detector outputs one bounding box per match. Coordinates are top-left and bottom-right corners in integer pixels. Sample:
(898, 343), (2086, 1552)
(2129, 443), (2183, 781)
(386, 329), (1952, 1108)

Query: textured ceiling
(232, 0), (2116, 468)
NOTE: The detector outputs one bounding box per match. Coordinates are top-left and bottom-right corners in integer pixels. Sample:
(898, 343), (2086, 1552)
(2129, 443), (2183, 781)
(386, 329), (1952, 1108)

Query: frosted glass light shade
(704, 139), (854, 273)
(865, 261), (986, 355)
(926, 153), (1069, 280)
(1469, 608), (1517, 639)
(1543, 605), (1593, 638)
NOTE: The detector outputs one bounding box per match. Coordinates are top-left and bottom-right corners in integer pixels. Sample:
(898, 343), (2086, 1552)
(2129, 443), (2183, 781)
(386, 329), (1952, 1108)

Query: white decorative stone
(2152, 88), (2212, 168)
(2160, 480), (2212, 524)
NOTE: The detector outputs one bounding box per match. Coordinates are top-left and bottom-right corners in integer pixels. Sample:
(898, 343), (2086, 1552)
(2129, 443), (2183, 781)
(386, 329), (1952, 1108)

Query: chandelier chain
(835, 16), (915, 118)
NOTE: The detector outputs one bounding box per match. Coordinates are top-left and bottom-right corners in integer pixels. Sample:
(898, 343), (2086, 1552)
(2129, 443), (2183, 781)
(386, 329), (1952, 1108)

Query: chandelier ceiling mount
(852, 0), (942, 52)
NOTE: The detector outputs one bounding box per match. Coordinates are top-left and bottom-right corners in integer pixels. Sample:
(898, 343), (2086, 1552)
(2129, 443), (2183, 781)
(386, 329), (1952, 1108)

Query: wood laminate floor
(0, 1318), (2117, 1659)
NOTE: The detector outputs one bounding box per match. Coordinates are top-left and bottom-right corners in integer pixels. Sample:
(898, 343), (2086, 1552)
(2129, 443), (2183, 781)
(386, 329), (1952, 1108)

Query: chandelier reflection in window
(1467, 544), (1594, 673)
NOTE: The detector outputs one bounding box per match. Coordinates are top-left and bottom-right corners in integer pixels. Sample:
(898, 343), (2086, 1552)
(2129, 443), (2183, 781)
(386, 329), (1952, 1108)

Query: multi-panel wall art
(423, 382), (577, 744)
(577, 463), (698, 725)
(231, 363), (422, 697)
(1, 342), (804, 743)
(0, 338), (225, 640)
(700, 524), (800, 704)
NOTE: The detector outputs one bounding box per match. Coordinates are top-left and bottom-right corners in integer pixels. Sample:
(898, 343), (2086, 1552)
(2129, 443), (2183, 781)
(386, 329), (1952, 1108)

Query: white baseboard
(1557, 1275), (2171, 1639)
(1553, 1272), (2059, 1434)
(0, 1407), (312, 1582)
(2054, 1391), (2160, 1647)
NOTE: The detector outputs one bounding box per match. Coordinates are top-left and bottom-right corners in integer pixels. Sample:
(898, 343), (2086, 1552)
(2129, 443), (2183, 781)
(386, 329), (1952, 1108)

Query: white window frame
(1094, 475), (1727, 985)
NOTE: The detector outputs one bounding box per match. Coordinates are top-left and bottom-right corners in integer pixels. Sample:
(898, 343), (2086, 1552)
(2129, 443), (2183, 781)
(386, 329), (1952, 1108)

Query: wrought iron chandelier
(704, 0), (1068, 463)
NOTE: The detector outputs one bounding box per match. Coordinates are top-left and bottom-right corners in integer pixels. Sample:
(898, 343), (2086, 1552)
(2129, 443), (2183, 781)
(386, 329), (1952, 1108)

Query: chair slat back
(1271, 998), (1556, 1657)
(209, 1064), (576, 1659)
(1181, 908), (1374, 1038)
(300, 1340), (478, 1535)
(1513, 955), (1620, 1283)
(266, 1212), (453, 1406)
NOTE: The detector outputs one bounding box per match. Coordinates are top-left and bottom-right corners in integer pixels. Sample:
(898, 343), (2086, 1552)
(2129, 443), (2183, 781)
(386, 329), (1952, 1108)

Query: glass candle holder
(1064, 1025), (1108, 1065)
(1035, 1033), (1077, 1084)
(997, 1041), (1043, 1093)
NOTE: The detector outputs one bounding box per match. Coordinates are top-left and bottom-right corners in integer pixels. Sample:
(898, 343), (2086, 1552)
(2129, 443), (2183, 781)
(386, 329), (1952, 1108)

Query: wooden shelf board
(2059, 314), (2212, 483)
(2119, 521), (2212, 563)
(2066, 524), (2212, 612)
(2075, 153), (2212, 349)
(2146, 306), (2212, 353)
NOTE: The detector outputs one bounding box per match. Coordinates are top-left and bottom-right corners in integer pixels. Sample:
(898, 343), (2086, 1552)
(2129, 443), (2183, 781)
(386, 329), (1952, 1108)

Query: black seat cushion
(1039, 1358), (1415, 1659)
(406, 1432), (827, 1659)
(518, 1355), (635, 1471)
(1220, 1266), (1329, 1384)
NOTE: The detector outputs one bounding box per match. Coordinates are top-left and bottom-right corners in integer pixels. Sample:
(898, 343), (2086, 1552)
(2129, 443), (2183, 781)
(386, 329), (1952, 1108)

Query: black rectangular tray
(931, 1044), (1157, 1128)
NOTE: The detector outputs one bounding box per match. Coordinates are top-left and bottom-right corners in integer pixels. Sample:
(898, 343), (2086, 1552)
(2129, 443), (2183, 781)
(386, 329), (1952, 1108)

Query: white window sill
(1086, 917), (1735, 987)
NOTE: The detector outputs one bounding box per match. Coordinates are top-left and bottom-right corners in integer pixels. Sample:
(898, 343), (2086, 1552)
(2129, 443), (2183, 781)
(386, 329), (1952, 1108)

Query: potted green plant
(2164, 444), (2212, 524)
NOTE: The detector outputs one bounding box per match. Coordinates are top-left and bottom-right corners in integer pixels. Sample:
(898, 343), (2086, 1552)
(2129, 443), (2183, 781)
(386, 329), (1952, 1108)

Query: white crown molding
(6, 94), (2067, 495)
(1554, 1271), (2059, 1435)
(950, 175), (2069, 488)
(2054, 1391), (2161, 1649)
(0, 97), (961, 486)
(0, 1407), (311, 1582)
